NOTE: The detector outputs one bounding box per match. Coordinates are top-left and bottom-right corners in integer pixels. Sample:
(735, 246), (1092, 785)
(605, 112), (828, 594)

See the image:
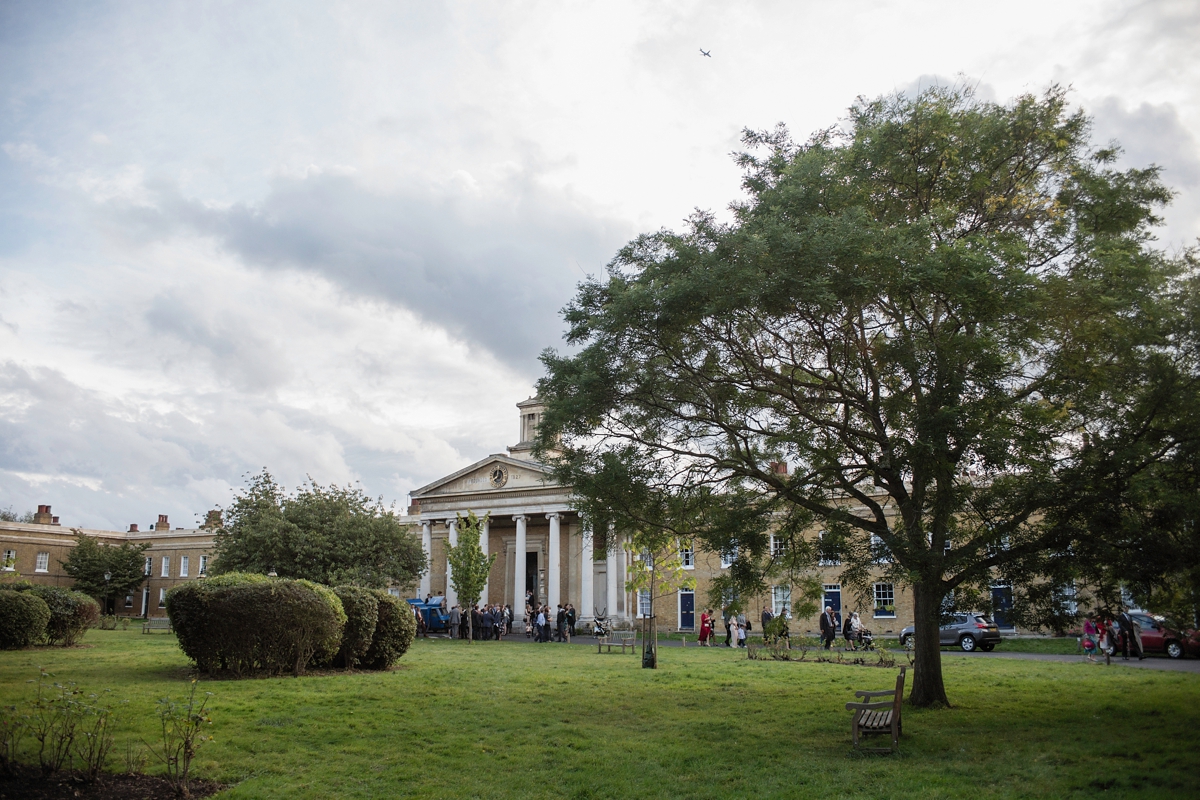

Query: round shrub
(330, 586), (379, 669)
(361, 591), (416, 670)
(168, 574), (346, 677)
(0, 589), (51, 649)
(167, 572), (272, 673)
(30, 587), (100, 646)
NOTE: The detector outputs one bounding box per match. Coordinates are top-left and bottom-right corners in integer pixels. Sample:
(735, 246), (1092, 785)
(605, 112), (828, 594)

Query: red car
(1128, 613), (1187, 659)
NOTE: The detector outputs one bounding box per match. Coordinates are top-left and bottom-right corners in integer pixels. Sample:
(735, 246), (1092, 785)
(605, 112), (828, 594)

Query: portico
(409, 399), (630, 630)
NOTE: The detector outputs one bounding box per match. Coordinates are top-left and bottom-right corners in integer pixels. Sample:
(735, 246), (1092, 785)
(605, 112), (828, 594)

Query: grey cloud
(0, 361), (433, 529)
(144, 294), (293, 393)
(117, 170), (632, 376)
(1090, 97), (1200, 189)
(894, 74), (997, 103)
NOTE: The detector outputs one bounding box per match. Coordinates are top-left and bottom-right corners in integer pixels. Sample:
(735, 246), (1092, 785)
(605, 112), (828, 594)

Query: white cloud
(0, 0), (1197, 527)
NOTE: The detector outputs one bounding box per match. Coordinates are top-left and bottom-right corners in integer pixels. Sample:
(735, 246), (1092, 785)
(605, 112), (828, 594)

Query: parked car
(1127, 612), (1186, 659)
(899, 613), (1002, 652)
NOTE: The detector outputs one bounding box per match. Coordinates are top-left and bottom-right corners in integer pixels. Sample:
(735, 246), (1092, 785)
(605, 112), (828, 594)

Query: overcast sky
(1, 1), (1198, 531)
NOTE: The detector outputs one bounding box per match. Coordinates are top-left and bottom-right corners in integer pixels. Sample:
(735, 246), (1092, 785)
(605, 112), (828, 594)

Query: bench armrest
(845, 701), (893, 712)
(855, 690), (896, 699)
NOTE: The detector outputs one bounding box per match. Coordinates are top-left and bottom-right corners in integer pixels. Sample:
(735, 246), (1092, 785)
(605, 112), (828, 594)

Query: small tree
(445, 511), (496, 644)
(61, 532), (149, 612)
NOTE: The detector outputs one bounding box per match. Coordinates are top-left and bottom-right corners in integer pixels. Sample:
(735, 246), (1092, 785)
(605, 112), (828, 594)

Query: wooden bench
(845, 666), (906, 753)
(597, 630), (638, 653)
(142, 617), (173, 634)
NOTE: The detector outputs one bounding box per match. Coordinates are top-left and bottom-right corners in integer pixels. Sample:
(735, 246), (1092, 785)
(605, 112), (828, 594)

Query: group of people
(1082, 609), (1145, 662)
(525, 603), (578, 642)
(446, 603), (513, 640)
(817, 606), (867, 650)
(696, 607), (789, 647)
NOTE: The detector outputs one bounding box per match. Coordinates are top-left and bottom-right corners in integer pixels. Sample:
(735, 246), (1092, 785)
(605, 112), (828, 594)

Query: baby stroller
(857, 628), (876, 651)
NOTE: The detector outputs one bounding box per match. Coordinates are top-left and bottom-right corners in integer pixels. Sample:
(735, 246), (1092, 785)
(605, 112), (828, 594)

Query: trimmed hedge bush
(0, 590), (51, 649)
(361, 590), (416, 670)
(331, 586), (379, 669)
(167, 573), (346, 677)
(28, 586), (99, 646)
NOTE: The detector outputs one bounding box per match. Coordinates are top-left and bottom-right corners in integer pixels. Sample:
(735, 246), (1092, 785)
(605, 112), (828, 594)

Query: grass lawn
(1, 630), (1197, 799)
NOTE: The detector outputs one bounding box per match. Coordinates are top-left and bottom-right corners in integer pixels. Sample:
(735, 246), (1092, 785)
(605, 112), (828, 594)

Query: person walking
(567, 604), (577, 638)
(728, 616), (741, 648)
(819, 606), (837, 650)
(1083, 613), (1099, 662)
(724, 608), (734, 647)
(535, 606), (548, 643)
(850, 612), (864, 647)
(761, 606), (773, 637)
(555, 605), (567, 642)
(842, 612), (856, 650)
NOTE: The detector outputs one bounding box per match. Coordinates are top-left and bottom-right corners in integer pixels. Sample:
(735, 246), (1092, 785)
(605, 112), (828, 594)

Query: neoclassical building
(409, 398), (928, 637)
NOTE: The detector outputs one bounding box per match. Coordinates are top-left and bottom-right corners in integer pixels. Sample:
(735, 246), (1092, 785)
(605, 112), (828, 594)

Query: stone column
(605, 523), (618, 620)
(420, 521), (432, 599)
(444, 518), (458, 609)
(514, 514), (527, 631)
(579, 515), (593, 622)
(547, 512), (561, 610)
(480, 515), (490, 604)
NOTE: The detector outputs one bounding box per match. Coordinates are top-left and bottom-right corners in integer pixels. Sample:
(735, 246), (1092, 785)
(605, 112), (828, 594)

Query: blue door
(992, 586), (1013, 629)
(824, 585), (842, 627)
(679, 591), (695, 630)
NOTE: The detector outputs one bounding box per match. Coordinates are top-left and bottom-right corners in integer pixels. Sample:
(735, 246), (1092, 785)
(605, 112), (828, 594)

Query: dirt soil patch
(0, 764), (222, 800)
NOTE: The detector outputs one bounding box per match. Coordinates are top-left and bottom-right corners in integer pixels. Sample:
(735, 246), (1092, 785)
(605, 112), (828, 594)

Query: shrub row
(0, 584), (99, 649)
(167, 574), (413, 677)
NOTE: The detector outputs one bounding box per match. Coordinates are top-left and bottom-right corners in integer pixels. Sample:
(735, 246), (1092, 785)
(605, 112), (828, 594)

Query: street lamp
(104, 571), (112, 615)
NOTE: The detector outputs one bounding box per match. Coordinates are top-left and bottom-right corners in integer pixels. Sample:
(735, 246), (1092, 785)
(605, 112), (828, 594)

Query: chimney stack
(155, 514), (169, 531)
(33, 505), (54, 524)
(203, 510), (223, 529)
(129, 523), (139, 532)
(769, 461), (789, 475)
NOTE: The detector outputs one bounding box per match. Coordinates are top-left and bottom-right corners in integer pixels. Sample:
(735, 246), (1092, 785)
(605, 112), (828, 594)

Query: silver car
(899, 612), (1001, 652)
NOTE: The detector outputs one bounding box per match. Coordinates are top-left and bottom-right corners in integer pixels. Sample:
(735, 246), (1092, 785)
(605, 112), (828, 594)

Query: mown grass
(1, 629), (1196, 799)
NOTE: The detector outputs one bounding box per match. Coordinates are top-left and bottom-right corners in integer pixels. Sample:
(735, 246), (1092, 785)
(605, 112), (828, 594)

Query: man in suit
(1117, 609), (1143, 660)
(448, 605), (461, 640)
(819, 606), (838, 650)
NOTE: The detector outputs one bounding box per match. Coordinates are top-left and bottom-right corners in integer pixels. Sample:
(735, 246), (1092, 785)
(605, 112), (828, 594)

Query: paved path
(475, 633), (1200, 673)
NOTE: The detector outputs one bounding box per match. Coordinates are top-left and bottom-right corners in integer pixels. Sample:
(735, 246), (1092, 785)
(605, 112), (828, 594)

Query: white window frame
(158, 588), (166, 608)
(679, 539), (694, 570)
(772, 585), (792, 618)
(125, 594), (134, 608)
(160, 556), (170, 578)
(387, 587), (400, 597)
(144, 556), (152, 576)
(870, 534), (890, 564)
(35, 551), (50, 573)
(198, 555), (208, 576)
(873, 583), (896, 617)
(179, 556), (189, 578)
(2, 549), (15, 571)
(770, 535), (786, 558)
(818, 531), (841, 566)
(720, 542), (737, 569)
(637, 588), (652, 618)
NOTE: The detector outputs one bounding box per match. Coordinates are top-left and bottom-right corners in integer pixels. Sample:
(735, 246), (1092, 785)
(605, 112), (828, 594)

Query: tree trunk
(467, 612), (473, 645)
(909, 581), (950, 707)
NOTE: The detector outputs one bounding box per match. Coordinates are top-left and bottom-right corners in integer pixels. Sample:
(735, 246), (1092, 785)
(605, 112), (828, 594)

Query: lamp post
(104, 571), (112, 615)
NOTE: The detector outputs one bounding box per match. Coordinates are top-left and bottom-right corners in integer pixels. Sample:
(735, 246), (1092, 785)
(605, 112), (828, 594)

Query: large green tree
(535, 85), (1193, 707)
(61, 532), (150, 611)
(211, 469), (427, 590)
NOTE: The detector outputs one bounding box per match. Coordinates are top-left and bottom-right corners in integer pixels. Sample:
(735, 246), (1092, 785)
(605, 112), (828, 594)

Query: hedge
(361, 590), (416, 670)
(331, 586), (379, 669)
(0, 590), (51, 649)
(167, 573), (346, 677)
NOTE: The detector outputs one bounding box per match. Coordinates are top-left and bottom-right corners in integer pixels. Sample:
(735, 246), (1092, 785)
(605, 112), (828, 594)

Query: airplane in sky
(700, 48), (711, 57)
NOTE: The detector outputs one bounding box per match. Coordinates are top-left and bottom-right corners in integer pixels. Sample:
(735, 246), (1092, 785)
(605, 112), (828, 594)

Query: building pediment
(411, 454), (558, 500)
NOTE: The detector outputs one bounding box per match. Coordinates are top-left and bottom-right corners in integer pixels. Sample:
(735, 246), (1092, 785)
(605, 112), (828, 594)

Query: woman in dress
(850, 612), (864, 648)
(1083, 612), (1099, 662)
(699, 609), (711, 646)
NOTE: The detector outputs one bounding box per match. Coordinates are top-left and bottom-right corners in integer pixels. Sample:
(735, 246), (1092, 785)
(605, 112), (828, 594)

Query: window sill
(873, 612), (896, 619)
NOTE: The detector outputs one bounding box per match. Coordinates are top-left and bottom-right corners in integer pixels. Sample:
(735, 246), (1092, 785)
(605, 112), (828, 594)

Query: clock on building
(488, 465), (509, 489)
